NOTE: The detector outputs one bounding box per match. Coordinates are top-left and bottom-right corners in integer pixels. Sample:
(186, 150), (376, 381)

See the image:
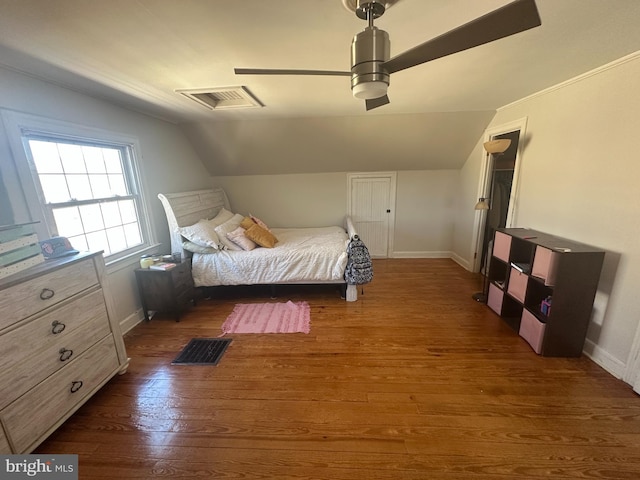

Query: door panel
(349, 174), (394, 258)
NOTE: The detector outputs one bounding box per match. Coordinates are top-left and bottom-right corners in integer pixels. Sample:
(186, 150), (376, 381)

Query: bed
(158, 188), (359, 301)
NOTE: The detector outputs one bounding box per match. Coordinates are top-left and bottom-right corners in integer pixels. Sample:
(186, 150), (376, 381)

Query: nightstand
(135, 260), (195, 321)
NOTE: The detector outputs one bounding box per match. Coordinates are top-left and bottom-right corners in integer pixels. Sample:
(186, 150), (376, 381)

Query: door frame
(472, 117), (528, 272)
(347, 171), (397, 258)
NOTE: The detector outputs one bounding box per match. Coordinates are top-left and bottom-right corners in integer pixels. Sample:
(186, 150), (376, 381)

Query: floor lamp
(472, 138), (511, 303)
(472, 197), (490, 302)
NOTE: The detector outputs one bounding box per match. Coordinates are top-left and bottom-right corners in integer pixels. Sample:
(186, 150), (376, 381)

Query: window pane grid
(29, 139), (128, 204)
(52, 199), (143, 256)
(26, 135), (146, 259)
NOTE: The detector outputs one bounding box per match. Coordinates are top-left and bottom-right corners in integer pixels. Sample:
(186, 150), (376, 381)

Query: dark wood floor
(37, 259), (640, 479)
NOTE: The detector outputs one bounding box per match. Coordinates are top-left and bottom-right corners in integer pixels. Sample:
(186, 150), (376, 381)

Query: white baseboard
(392, 250), (452, 259)
(120, 309), (145, 335)
(583, 339), (626, 380)
(388, 251), (471, 271)
(386, 250), (473, 271)
(450, 252), (471, 271)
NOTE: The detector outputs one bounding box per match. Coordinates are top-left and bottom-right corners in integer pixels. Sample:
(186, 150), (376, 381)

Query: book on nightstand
(149, 262), (176, 271)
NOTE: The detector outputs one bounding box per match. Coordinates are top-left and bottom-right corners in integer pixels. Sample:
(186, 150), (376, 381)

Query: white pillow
(209, 207), (234, 227)
(214, 214), (245, 251)
(182, 240), (219, 254)
(177, 219), (221, 249)
(227, 227), (257, 251)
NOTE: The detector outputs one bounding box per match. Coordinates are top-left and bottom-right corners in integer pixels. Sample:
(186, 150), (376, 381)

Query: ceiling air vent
(176, 86), (263, 110)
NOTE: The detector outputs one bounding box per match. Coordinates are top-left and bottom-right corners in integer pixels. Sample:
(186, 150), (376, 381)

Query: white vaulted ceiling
(1, 0), (639, 174)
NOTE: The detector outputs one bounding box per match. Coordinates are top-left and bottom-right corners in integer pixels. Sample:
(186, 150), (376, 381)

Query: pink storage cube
(487, 283), (504, 315)
(519, 309), (546, 354)
(531, 246), (560, 286)
(493, 231), (511, 262)
(507, 267), (528, 303)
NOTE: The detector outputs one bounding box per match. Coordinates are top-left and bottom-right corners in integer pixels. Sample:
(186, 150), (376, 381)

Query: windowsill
(105, 243), (162, 274)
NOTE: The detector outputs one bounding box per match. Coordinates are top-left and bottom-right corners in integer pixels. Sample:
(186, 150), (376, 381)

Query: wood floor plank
(35, 258), (640, 479)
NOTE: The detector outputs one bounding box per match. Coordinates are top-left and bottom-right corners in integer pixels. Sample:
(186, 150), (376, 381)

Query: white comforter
(191, 226), (349, 286)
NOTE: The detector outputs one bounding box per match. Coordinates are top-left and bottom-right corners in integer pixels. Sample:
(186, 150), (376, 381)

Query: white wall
(0, 66), (212, 330)
(453, 138), (487, 270)
(212, 173), (348, 228)
(394, 170), (458, 257)
(455, 53), (640, 379)
(213, 169), (459, 257)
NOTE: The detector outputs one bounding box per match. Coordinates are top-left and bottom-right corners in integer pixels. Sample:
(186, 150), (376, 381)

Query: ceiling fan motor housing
(354, 1), (386, 20)
(351, 26), (390, 99)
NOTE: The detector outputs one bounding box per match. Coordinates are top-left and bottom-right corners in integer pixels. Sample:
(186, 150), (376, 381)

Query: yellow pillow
(244, 224), (278, 248)
(240, 216), (255, 230)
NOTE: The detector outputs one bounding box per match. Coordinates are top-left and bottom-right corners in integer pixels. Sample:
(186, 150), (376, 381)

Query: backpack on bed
(344, 235), (373, 285)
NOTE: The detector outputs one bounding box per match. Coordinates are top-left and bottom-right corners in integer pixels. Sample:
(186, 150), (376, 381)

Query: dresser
(0, 252), (129, 453)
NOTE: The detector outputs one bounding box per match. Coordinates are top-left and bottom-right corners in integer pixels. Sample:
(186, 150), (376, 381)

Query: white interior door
(348, 172), (396, 258)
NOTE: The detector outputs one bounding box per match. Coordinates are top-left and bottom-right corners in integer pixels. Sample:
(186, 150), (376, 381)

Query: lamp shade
(475, 198), (489, 210)
(483, 139), (511, 154)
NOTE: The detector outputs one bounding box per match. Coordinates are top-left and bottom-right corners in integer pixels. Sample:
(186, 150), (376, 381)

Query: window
(24, 136), (145, 258)
(1, 110), (153, 263)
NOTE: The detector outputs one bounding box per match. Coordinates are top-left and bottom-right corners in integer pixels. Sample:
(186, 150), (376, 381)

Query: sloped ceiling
(182, 111), (495, 175)
(1, 0), (640, 175)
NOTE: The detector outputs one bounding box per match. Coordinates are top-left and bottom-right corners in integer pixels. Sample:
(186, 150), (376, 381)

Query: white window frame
(1, 110), (155, 264)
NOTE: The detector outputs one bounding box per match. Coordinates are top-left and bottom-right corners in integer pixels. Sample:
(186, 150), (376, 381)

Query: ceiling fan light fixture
(352, 81), (388, 99)
(350, 26), (390, 100)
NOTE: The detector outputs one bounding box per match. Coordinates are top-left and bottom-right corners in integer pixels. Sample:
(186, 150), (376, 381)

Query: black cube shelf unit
(486, 228), (605, 357)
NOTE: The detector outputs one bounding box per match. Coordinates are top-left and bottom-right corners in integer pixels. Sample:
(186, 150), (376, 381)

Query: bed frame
(158, 188), (359, 301)
(158, 188), (231, 259)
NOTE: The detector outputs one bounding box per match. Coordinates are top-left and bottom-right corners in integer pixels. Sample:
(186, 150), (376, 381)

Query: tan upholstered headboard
(158, 188), (231, 256)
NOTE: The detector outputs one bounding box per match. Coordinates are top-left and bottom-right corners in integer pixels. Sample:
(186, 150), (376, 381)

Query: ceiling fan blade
(235, 68), (351, 76)
(382, 0), (541, 74)
(365, 95), (390, 111)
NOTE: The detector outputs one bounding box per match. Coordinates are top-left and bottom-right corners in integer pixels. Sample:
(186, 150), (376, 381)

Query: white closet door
(348, 173), (396, 258)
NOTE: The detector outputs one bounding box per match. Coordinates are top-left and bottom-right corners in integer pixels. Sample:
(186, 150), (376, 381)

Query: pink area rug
(221, 301), (310, 335)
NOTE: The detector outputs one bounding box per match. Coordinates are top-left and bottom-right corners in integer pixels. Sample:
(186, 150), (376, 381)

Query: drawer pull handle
(70, 381), (83, 393)
(40, 288), (55, 300)
(51, 321), (66, 334)
(58, 348), (73, 362)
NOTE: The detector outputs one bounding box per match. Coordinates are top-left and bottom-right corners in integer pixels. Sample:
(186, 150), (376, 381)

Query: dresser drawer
(0, 425), (9, 453)
(0, 289), (111, 409)
(1, 334), (119, 453)
(0, 259), (98, 331)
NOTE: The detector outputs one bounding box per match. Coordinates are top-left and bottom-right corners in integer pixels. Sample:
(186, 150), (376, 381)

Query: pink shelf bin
(507, 267), (528, 303)
(519, 309), (546, 354)
(531, 246), (560, 286)
(487, 283), (504, 315)
(493, 231), (512, 262)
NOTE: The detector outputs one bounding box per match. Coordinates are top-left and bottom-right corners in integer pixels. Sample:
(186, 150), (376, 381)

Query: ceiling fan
(235, 0), (541, 111)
